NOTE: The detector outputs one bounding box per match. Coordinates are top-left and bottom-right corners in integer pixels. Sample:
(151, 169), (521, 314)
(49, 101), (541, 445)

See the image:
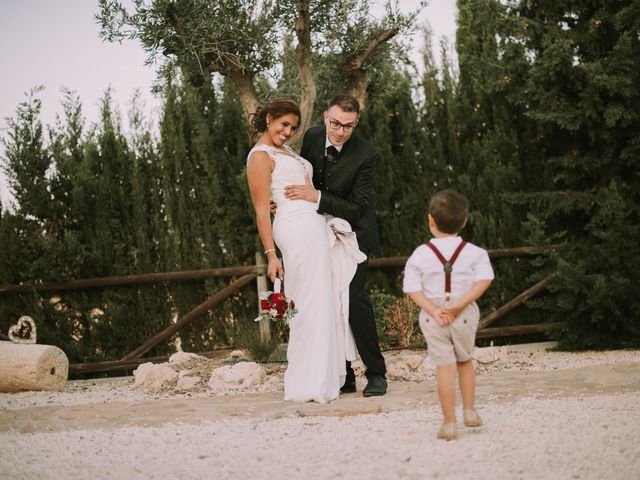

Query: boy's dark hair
(328, 94), (360, 114)
(429, 190), (469, 234)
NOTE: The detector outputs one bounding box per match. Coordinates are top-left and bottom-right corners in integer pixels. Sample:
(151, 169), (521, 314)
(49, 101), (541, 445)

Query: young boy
(403, 190), (494, 440)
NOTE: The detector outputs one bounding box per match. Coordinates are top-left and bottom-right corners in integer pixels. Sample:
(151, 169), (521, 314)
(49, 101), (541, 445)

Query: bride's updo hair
(250, 98), (301, 135)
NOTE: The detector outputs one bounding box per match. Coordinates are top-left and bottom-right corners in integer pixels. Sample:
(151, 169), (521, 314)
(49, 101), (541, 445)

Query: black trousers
(346, 258), (387, 379)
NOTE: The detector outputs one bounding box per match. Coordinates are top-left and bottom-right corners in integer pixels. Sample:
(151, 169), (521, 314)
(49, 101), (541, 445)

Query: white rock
(386, 360), (410, 379)
(264, 375), (282, 386)
(417, 356), (437, 374)
(208, 361), (266, 388)
(404, 354), (426, 371)
(168, 351), (207, 368)
(133, 362), (178, 392)
(228, 350), (245, 358)
(176, 375), (201, 391)
(351, 359), (365, 377)
(473, 346), (509, 364)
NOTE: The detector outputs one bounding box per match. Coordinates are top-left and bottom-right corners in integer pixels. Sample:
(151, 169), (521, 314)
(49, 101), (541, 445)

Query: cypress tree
(157, 78), (255, 351)
(419, 31), (459, 193)
(0, 89), (58, 350)
(449, 0), (555, 331)
(518, 0), (640, 348)
(363, 75), (432, 259)
(53, 91), (173, 360)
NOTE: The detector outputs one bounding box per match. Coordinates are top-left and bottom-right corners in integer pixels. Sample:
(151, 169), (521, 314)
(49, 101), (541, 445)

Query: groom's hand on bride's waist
(284, 175), (319, 202)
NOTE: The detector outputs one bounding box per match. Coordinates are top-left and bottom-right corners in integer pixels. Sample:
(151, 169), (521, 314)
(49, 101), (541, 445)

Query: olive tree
(96, 0), (424, 143)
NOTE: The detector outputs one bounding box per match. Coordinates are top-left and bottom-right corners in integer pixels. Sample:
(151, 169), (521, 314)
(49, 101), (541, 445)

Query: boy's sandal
(437, 422), (458, 441)
(463, 410), (482, 427)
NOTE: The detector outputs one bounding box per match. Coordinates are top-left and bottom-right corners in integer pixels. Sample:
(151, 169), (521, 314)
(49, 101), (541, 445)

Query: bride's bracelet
(264, 248), (276, 254)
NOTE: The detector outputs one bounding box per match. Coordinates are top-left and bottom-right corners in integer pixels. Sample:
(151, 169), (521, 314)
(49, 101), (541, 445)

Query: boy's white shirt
(403, 236), (494, 300)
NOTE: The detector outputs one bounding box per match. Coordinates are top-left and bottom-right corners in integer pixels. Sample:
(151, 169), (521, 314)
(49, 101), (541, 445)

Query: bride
(246, 98), (341, 403)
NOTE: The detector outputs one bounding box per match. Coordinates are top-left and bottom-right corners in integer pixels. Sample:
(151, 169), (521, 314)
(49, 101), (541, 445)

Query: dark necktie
(317, 146), (339, 190)
(326, 145), (339, 164)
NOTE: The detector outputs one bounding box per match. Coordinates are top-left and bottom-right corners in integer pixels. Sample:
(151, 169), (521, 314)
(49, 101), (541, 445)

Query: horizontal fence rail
(1, 244), (563, 376)
(0, 244), (562, 295)
(0, 266), (262, 295)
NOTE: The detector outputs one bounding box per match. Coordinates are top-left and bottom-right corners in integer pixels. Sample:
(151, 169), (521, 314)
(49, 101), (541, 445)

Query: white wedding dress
(247, 144), (341, 403)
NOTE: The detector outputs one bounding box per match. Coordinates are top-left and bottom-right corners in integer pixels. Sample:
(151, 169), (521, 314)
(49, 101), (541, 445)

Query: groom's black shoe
(363, 375), (387, 397)
(340, 379), (357, 394)
(340, 367), (357, 394)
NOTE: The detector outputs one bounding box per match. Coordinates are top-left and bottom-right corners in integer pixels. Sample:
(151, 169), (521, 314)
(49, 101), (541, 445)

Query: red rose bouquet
(254, 278), (298, 324)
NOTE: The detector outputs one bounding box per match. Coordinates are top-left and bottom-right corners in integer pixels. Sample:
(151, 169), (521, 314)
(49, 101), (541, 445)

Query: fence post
(256, 251), (271, 343)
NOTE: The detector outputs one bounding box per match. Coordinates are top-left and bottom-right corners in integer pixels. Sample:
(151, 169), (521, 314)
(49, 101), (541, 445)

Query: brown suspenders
(425, 240), (467, 302)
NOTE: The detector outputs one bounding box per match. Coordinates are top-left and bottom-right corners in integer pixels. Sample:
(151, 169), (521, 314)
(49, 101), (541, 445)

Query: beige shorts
(419, 302), (480, 366)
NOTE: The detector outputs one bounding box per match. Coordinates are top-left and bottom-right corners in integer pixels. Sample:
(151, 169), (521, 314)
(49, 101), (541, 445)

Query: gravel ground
(3, 345), (640, 410)
(1, 345), (640, 480)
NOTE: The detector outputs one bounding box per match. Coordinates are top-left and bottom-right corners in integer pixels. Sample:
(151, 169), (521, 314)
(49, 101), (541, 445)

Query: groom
(284, 94), (387, 396)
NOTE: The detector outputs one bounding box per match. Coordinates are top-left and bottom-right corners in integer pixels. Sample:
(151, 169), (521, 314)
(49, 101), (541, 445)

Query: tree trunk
(292, 4), (316, 151)
(347, 69), (370, 111)
(229, 69), (261, 142)
(0, 341), (69, 392)
(344, 27), (401, 111)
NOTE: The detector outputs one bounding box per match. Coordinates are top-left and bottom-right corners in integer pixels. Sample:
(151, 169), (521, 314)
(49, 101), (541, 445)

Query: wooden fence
(0, 245), (563, 375)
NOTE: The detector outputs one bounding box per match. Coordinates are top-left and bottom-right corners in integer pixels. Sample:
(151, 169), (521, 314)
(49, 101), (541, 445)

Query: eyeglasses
(328, 118), (356, 133)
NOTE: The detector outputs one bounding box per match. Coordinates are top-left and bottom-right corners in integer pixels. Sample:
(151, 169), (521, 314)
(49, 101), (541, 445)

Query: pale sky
(0, 0), (456, 208)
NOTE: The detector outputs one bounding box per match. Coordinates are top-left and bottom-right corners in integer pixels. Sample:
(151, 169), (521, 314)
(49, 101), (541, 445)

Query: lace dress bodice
(247, 144), (314, 211)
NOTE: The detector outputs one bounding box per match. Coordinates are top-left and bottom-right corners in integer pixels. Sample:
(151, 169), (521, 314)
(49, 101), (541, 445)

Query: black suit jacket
(300, 125), (380, 253)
